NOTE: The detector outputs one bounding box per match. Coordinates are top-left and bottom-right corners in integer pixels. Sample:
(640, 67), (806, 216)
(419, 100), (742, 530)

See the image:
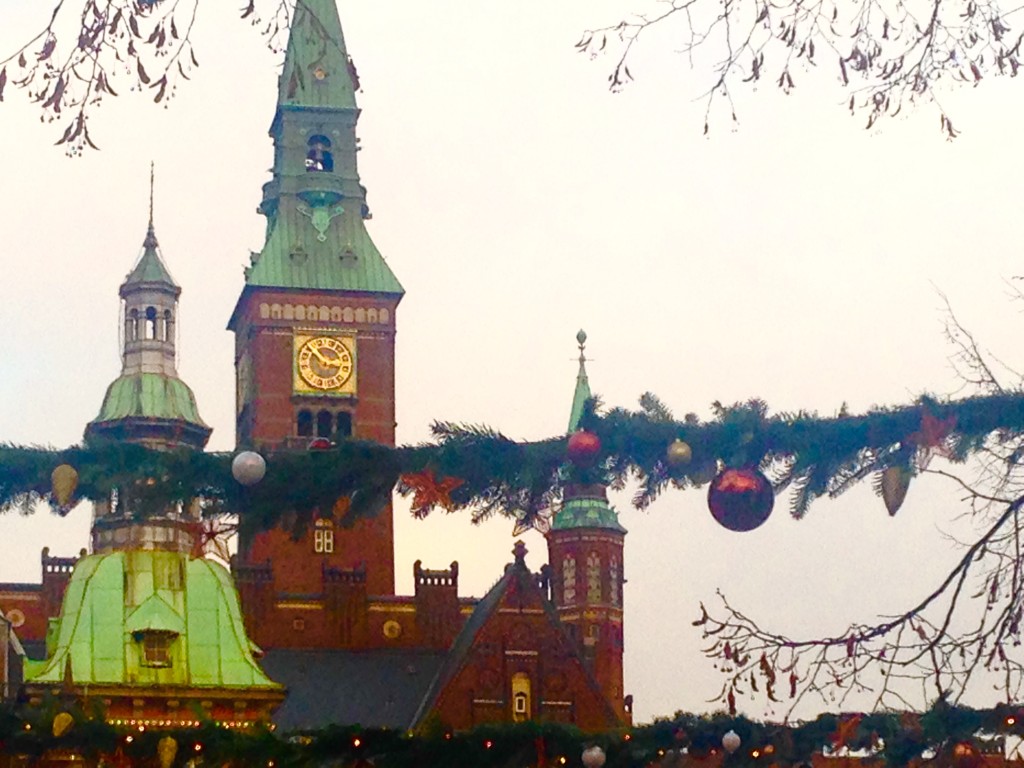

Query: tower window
(297, 410), (313, 437)
(145, 306), (157, 340)
(138, 631), (174, 667)
(163, 309), (173, 342)
(336, 411), (353, 439)
(306, 135), (334, 172)
(610, 556), (620, 606)
(562, 556), (576, 605)
(128, 309), (139, 341)
(587, 552), (601, 603)
(314, 519), (334, 554)
(316, 410), (333, 438)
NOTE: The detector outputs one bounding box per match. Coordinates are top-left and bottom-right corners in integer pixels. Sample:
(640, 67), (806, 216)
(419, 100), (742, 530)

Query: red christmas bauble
(567, 430), (601, 465)
(307, 437), (333, 450)
(707, 467), (774, 532)
(951, 742), (982, 768)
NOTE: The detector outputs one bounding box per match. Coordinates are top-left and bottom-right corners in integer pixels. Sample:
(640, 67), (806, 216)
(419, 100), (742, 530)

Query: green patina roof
(279, 0), (356, 111)
(552, 495), (627, 533)
(568, 330), (592, 432)
(125, 593), (186, 635)
(245, 207), (403, 294)
(90, 373), (208, 428)
(556, 331), (625, 533)
(25, 551), (280, 690)
(123, 227), (177, 290)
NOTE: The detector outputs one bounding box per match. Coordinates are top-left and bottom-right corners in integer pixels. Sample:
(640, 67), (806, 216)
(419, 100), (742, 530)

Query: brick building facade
(0, 0), (631, 734)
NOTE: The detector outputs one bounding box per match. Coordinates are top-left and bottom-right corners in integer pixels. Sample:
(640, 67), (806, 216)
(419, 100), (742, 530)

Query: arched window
(128, 309), (139, 341)
(163, 309), (173, 342)
(145, 306), (157, 340)
(587, 552), (601, 603)
(296, 410), (313, 437)
(336, 412), (353, 439)
(609, 556), (620, 606)
(562, 556), (576, 605)
(316, 410), (333, 437)
(511, 673), (531, 722)
(305, 135), (334, 172)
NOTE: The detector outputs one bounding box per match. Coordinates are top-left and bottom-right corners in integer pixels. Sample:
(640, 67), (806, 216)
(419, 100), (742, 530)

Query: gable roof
(409, 547), (620, 730)
(260, 648), (447, 730)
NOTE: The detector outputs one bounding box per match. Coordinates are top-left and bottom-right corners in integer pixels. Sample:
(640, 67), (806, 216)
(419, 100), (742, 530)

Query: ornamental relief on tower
(259, 302), (390, 325)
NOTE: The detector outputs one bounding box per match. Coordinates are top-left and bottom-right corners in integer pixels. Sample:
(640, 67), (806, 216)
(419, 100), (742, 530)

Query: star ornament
(717, 469), (762, 493)
(830, 713), (863, 750)
(909, 409), (958, 466)
(511, 502), (558, 537)
(187, 520), (237, 563)
(400, 470), (464, 518)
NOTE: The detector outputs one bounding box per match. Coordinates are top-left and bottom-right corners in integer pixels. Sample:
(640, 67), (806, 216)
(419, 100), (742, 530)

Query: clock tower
(229, 0), (403, 614)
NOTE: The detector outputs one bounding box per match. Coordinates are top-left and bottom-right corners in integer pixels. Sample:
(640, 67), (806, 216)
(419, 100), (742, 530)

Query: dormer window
(305, 135), (334, 173)
(136, 630), (175, 667)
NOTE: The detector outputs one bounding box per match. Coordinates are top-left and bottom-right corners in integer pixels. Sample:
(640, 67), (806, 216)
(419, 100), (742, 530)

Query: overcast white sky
(1, 0), (1023, 723)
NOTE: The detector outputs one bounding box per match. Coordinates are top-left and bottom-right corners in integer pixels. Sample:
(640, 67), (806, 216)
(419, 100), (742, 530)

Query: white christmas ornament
(722, 731), (741, 754)
(582, 746), (606, 768)
(232, 451), (266, 486)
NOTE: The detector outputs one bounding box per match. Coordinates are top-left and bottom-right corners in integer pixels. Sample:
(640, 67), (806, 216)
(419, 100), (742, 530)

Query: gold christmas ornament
(158, 735), (179, 768)
(881, 466), (911, 516)
(666, 439), (692, 466)
(50, 465), (79, 507)
(51, 712), (74, 738)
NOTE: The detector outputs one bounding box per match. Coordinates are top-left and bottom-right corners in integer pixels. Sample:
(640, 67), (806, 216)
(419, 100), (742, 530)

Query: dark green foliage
(2, 392), (1023, 532)
(1, 700), (1023, 767)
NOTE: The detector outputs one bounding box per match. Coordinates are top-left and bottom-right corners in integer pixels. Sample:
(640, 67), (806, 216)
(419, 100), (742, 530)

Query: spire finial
(568, 330), (592, 433)
(144, 162), (158, 249)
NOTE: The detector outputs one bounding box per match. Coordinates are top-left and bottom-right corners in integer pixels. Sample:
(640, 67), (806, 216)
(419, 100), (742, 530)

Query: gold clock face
(296, 336), (355, 391)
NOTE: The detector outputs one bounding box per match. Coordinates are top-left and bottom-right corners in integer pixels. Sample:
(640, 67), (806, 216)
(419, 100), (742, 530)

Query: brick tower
(545, 331), (629, 722)
(228, 0), (404, 635)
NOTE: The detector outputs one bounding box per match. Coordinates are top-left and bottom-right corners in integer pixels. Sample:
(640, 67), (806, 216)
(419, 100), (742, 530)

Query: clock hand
(308, 345), (331, 366)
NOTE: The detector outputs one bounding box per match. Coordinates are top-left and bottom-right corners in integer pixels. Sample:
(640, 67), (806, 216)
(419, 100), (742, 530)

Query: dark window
(145, 306), (157, 340)
(140, 632), (173, 667)
(305, 135), (334, 172)
(297, 410), (313, 437)
(316, 410), (333, 437)
(336, 411), (353, 438)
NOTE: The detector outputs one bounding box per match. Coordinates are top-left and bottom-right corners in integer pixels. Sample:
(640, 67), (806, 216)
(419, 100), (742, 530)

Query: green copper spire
(554, 331), (626, 533)
(278, 0), (356, 110)
(123, 163), (178, 292)
(233, 0), (403, 304)
(568, 329), (592, 432)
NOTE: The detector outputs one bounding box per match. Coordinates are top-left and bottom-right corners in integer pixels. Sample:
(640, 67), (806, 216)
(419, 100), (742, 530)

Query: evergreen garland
(2, 391), (1023, 531)
(6, 699), (1024, 768)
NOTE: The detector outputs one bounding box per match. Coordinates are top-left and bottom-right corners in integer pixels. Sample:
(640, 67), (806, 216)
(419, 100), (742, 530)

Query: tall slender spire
(278, 0), (357, 111)
(144, 161), (158, 250)
(568, 329), (592, 432)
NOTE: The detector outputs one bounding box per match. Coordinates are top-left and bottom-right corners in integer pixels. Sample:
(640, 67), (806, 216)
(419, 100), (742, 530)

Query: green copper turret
(87, 171), (211, 452)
